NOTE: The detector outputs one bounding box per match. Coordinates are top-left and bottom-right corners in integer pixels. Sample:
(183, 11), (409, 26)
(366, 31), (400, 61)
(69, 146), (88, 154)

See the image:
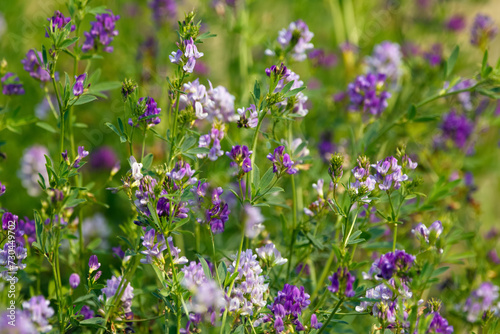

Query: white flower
(129, 156), (143, 181)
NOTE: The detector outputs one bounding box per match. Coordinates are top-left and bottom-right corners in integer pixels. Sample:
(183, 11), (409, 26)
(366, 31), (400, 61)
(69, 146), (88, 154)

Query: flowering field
(1, 0), (500, 333)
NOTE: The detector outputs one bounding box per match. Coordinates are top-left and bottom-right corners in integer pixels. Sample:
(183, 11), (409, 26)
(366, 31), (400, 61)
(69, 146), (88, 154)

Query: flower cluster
(0, 242), (27, 281)
(205, 187), (230, 234)
(439, 109), (474, 149)
(365, 41), (403, 84)
(101, 276), (134, 314)
(1, 72), (25, 95)
(257, 284), (319, 332)
(128, 96), (161, 128)
(46, 10), (74, 37)
(82, 10), (120, 53)
(227, 249), (268, 315)
(266, 20), (314, 61)
(198, 123), (225, 161)
(462, 282), (500, 322)
(236, 104), (259, 128)
(18, 145), (50, 197)
(412, 220), (443, 244)
(304, 179), (334, 217)
(274, 69), (308, 117)
(363, 249), (416, 280)
(21, 49), (50, 82)
(226, 145), (252, 178)
(470, 14), (498, 48)
(267, 146), (298, 176)
(373, 155), (415, 191)
(328, 267), (356, 297)
(347, 73), (391, 116)
(22, 296), (55, 333)
(256, 243), (287, 268)
(170, 38), (204, 73)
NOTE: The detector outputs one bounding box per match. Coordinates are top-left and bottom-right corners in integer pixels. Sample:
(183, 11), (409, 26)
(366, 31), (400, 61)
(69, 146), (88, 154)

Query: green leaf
(87, 6), (108, 15)
(253, 80), (261, 101)
(445, 45), (459, 77)
(60, 37), (79, 49)
(142, 153), (154, 170)
(180, 136), (197, 152)
(407, 104), (416, 120)
(90, 81), (122, 92)
(36, 122), (57, 133)
(74, 95), (97, 105)
(252, 163), (260, 189)
(197, 255), (213, 280)
(283, 86), (306, 98)
(65, 198), (86, 208)
(259, 167), (274, 190)
(186, 147), (210, 155)
(80, 317), (106, 329)
(280, 80), (295, 95)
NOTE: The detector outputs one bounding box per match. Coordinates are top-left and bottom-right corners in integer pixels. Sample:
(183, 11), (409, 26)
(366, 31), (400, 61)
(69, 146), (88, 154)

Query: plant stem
(220, 220), (246, 334)
(286, 174), (298, 281)
(317, 297), (344, 334)
(141, 128), (147, 162)
(310, 248), (336, 302)
(210, 231), (221, 285)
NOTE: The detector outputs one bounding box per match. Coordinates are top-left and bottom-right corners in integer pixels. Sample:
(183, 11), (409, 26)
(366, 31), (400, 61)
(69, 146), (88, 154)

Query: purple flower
(462, 282), (500, 322)
(149, 0), (177, 26)
(82, 10), (120, 53)
(427, 311), (454, 334)
(364, 250), (415, 280)
(73, 73), (87, 96)
(226, 145), (253, 178)
(18, 145), (50, 196)
(268, 20), (314, 61)
(412, 220), (443, 244)
(256, 243), (287, 267)
(205, 188), (230, 234)
(89, 146), (118, 170)
(69, 273), (80, 288)
(2, 211), (18, 230)
(311, 314), (322, 329)
(424, 43), (443, 67)
(471, 14), (498, 48)
(440, 109), (474, 149)
(198, 124), (225, 161)
(22, 295), (55, 333)
(308, 48), (337, 68)
(46, 10), (75, 37)
(328, 267), (356, 297)
(88, 255), (101, 273)
(365, 41), (403, 84)
(78, 305), (95, 320)
(372, 156), (409, 191)
(267, 146), (298, 176)
(129, 96), (161, 128)
(1, 72), (25, 95)
(237, 104), (259, 128)
(446, 15), (466, 31)
(274, 69), (309, 117)
(21, 49), (50, 82)
(73, 146), (89, 168)
(170, 38), (204, 74)
(347, 73), (391, 116)
(101, 276), (134, 313)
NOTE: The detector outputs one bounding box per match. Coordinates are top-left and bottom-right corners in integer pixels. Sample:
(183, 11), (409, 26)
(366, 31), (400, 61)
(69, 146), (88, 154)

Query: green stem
(210, 231), (221, 285)
(317, 297), (344, 334)
(168, 90), (181, 166)
(310, 248), (336, 302)
(141, 128), (147, 162)
(415, 84), (479, 108)
(52, 75), (65, 157)
(286, 174), (298, 281)
(220, 221), (246, 334)
(52, 227), (64, 333)
(393, 223), (398, 252)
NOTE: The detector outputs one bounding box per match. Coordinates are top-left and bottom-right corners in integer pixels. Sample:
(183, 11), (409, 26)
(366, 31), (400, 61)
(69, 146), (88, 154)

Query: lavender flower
(101, 276), (134, 314)
(134, 175), (157, 215)
(308, 48), (337, 68)
(167, 236), (188, 264)
(446, 15), (466, 31)
(198, 123), (225, 161)
(227, 249), (268, 315)
(205, 187), (230, 234)
(73, 146), (89, 169)
(267, 20), (314, 61)
(424, 43), (443, 67)
(22, 296), (54, 333)
(88, 255), (101, 273)
(18, 145), (50, 196)
(412, 220), (443, 244)
(89, 146), (118, 170)
(205, 81), (237, 122)
(355, 280), (407, 324)
(78, 305), (95, 320)
(363, 249), (415, 280)
(1, 72), (25, 95)
(372, 156), (409, 191)
(267, 146), (298, 176)
(350, 156), (376, 199)
(439, 109), (474, 149)
(274, 69), (309, 117)
(257, 284), (311, 332)
(46, 10), (75, 37)
(243, 204), (264, 239)
(256, 243), (287, 268)
(347, 73), (391, 116)
(181, 261), (208, 291)
(21, 49), (50, 82)
(226, 145), (252, 178)
(69, 273), (80, 289)
(180, 79), (209, 119)
(73, 73), (87, 96)
(328, 267), (356, 297)
(170, 38), (204, 73)
(462, 282), (500, 322)
(129, 96), (161, 128)
(237, 104), (259, 128)
(82, 10), (120, 53)
(470, 14), (498, 48)
(149, 0), (177, 26)
(422, 302), (454, 334)
(0, 310), (36, 333)
(365, 41), (403, 84)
